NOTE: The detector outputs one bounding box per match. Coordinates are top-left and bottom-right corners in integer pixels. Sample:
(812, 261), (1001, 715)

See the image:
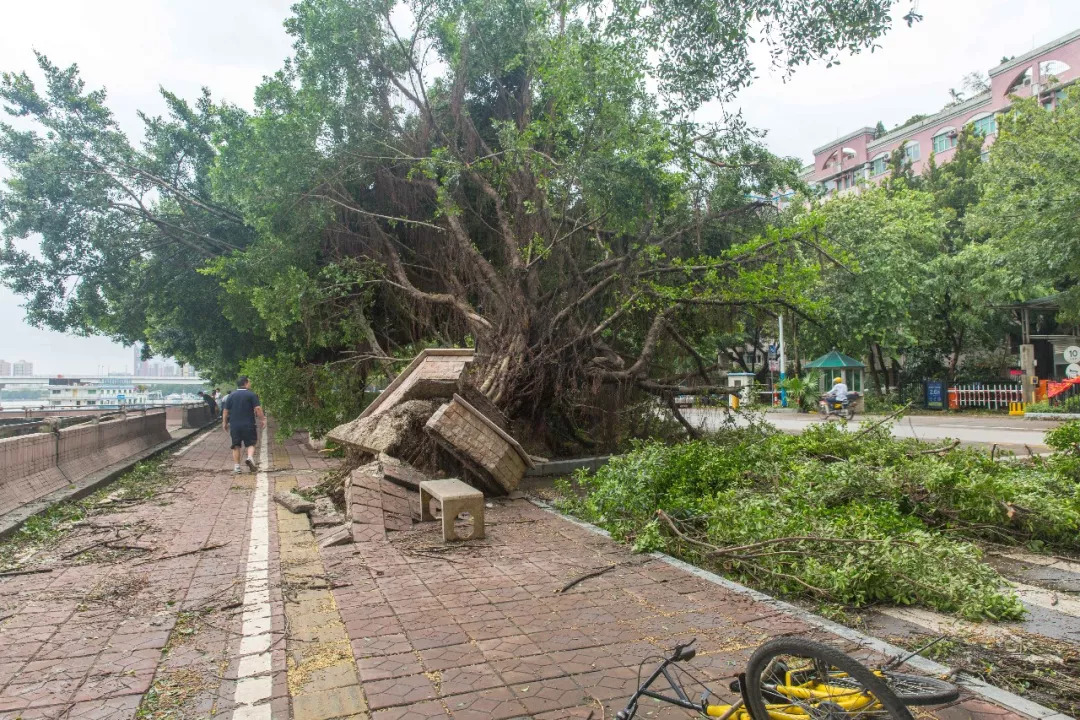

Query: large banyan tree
(0, 0), (919, 445)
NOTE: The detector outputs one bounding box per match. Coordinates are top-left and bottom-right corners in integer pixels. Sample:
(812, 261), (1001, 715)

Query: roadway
(681, 409), (1057, 452)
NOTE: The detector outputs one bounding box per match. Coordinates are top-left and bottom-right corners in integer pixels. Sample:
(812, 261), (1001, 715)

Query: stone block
(310, 514), (340, 528)
(424, 395), (532, 495)
(274, 491), (315, 515)
(319, 526), (353, 548)
(378, 454), (431, 490)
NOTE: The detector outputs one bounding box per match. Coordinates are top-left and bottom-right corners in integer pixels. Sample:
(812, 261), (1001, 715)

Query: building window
(932, 131), (956, 153)
(904, 142), (920, 162)
(870, 155), (888, 176)
(971, 115), (997, 136)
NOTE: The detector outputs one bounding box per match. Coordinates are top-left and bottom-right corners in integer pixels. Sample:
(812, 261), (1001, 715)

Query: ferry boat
(47, 382), (162, 409)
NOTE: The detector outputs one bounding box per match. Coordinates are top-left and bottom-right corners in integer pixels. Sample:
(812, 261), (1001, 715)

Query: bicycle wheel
(743, 638), (914, 720)
(874, 672), (958, 706)
(810, 669), (957, 706)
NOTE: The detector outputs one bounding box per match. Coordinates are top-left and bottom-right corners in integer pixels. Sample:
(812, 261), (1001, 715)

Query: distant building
(0, 359), (10, 376)
(12, 360), (33, 376)
(801, 28), (1080, 198)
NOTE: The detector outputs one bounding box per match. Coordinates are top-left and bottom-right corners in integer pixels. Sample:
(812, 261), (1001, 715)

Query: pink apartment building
(798, 27), (1080, 198)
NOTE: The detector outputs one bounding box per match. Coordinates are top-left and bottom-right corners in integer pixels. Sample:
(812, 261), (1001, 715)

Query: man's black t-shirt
(224, 389), (260, 428)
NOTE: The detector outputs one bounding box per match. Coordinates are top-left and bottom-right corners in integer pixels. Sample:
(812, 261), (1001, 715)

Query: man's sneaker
(245, 458), (257, 473)
(233, 464), (242, 474)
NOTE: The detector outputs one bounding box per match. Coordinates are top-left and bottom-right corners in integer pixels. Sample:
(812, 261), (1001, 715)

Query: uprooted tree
(0, 0), (922, 447)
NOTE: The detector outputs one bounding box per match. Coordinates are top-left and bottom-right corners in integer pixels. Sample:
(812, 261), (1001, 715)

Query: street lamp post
(779, 314), (787, 408)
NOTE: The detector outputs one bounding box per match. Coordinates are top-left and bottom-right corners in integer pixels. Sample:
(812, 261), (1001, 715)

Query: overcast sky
(2, 0), (1079, 375)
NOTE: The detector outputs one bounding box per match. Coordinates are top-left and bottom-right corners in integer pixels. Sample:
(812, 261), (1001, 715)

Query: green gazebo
(805, 350), (865, 394)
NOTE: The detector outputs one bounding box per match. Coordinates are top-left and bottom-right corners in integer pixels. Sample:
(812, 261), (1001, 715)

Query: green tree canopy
(968, 88), (1080, 321)
(1, 0), (921, 441)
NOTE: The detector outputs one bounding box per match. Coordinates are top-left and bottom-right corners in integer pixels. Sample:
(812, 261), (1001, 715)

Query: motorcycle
(819, 392), (859, 421)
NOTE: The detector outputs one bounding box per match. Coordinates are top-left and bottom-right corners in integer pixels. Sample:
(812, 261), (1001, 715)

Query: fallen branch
(105, 543), (154, 552)
(408, 550), (461, 563)
(557, 564), (616, 593)
(854, 402), (913, 437)
(134, 541), (229, 565)
(60, 538), (117, 560)
(656, 510), (914, 555)
(908, 439), (961, 457)
(0, 567), (54, 578)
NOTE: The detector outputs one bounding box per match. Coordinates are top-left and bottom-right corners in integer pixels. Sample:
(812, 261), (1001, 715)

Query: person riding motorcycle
(825, 376), (849, 405)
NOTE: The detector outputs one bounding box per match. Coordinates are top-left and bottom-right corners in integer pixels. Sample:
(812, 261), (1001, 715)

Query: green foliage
(798, 125), (1004, 389)
(242, 354), (377, 439)
(968, 87), (1080, 322)
(559, 424), (1080, 619)
(778, 372), (820, 412)
(1045, 420), (1080, 454)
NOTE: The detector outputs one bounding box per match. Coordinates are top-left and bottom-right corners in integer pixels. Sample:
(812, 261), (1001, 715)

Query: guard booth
(804, 351), (865, 411)
(727, 372), (756, 409)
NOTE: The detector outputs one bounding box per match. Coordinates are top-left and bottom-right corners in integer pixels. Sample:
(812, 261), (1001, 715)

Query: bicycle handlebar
(670, 637), (697, 662)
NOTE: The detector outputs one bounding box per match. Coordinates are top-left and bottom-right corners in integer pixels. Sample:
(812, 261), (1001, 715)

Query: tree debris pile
(328, 349), (535, 543)
(327, 349), (531, 492)
(557, 421), (1080, 620)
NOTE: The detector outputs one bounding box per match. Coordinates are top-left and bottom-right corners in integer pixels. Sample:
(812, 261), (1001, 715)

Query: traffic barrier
(951, 383), (1023, 410)
(1008, 402), (1026, 416)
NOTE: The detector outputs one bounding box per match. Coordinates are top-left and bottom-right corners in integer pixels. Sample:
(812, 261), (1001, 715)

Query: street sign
(768, 344), (778, 360)
(925, 380), (946, 410)
(1067, 364), (1080, 379)
(768, 361), (779, 373)
(1065, 346), (1080, 364)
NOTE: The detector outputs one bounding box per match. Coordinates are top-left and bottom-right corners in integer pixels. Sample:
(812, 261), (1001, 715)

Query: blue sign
(924, 381), (945, 410)
(116, 394), (126, 400)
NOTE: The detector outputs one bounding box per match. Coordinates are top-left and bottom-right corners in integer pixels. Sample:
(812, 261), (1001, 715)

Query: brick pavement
(0, 427), (283, 719)
(0, 423), (1042, 720)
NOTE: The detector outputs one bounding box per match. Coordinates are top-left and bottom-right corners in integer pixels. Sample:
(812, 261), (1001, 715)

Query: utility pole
(779, 313), (787, 408)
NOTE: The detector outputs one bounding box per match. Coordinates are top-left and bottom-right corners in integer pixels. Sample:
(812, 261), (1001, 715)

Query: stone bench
(419, 479), (485, 542)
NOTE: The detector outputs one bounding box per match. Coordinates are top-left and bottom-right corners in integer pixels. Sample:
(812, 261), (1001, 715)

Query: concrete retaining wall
(181, 404), (214, 429)
(0, 410), (171, 517)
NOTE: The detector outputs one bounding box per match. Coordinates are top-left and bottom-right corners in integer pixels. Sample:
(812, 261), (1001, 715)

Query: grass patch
(0, 458), (174, 571)
(557, 421), (1080, 621)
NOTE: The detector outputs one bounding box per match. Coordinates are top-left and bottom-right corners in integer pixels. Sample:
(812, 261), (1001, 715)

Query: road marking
(995, 550), (1080, 575)
(231, 430), (273, 720)
(1012, 582), (1080, 618)
(174, 428), (213, 456)
(876, 606), (1016, 640)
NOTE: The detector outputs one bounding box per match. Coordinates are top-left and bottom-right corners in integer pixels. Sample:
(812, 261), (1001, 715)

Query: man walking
(222, 376), (266, 474)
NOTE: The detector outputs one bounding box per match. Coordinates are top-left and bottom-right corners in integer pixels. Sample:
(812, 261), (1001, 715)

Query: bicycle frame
(617, 645), (887, 720)
(619, 656), (708, 718)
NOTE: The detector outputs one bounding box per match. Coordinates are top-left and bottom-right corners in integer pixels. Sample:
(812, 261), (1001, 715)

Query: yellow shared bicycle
(616, 637), (959, 720)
